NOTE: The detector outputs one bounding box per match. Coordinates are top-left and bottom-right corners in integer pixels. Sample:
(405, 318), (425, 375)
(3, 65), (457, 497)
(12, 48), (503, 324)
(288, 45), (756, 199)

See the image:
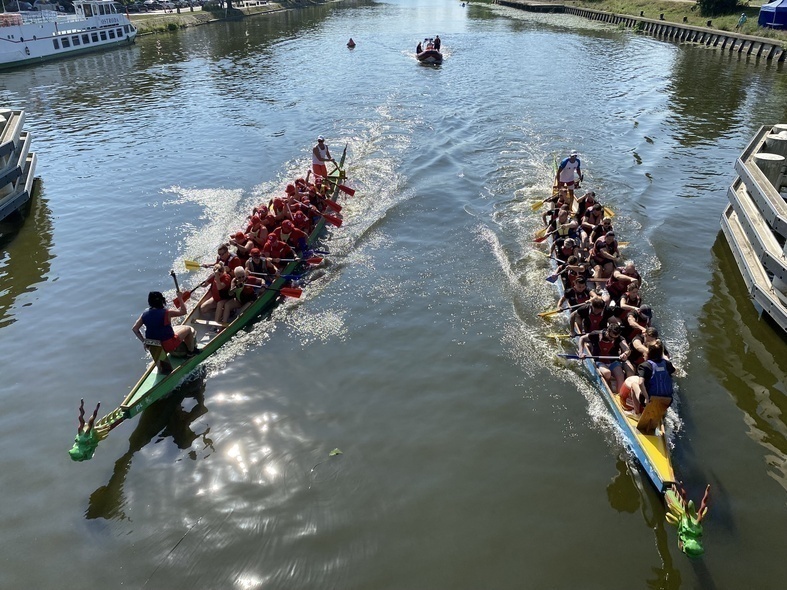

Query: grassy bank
(565, 0), (787, 41)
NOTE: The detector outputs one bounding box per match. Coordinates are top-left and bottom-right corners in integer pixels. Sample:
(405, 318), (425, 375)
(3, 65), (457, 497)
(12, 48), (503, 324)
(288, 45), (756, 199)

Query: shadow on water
(84, 374), (213, 521)
(0, 181), (53, 329)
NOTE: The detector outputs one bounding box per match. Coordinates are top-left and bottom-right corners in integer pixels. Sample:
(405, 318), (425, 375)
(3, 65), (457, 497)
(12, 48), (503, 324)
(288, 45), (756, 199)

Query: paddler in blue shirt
(132, 291), (198, 357)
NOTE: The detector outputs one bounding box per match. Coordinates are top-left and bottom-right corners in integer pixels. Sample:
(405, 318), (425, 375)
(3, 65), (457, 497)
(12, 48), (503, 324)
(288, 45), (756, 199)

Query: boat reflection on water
(0, 179), (50, 329)
(700, 235), (787, 490)
(606, 457), (683, 588)
(84, 373), (212, 521)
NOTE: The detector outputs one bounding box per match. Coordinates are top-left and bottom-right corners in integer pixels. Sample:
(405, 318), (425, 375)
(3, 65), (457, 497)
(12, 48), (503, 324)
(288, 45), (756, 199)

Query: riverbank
(129, 0), (330, 35)
(515, 0), (787, 41)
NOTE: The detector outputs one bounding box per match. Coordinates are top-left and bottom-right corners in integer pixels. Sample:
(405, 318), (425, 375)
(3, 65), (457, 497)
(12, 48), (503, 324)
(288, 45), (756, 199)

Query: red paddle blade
(305, 256), (323, 265)
(323, 213), (343, 227)
(324, 200), (342, 212)
(279, 287), (303, 298)
(338, 184), (355, 196)
(533, 235), (549, 244)
(173, 291), (191, 307)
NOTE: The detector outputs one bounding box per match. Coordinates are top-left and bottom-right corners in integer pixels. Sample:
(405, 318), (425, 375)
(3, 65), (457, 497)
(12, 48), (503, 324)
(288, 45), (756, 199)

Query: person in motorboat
(312, 136), (335, 180)
(416, 42), (423, 54)
(347, 38), (356, 48)
(198, 263), (232, 319)
(618, 340), (675, 415)
(578, 323), (630, 393)
(556, 150), (583, 205)
(132, 291), (199, 357)
(434, 35), (441, 51)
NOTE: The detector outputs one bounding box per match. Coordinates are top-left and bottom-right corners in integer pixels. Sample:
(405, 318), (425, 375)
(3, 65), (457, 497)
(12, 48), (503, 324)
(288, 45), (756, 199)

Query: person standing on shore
(736, 13), (747, 30)
(312, 136), (335, 180)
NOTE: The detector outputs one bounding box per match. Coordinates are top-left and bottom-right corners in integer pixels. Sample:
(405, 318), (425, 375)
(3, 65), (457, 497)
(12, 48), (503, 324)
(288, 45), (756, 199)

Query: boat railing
(18, 10), (83, 25)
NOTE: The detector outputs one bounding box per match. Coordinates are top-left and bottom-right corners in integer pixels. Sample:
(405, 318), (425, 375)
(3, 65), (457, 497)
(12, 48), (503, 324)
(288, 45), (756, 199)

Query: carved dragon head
(665, 483), (710, 558)
(68, 399), (108, 462)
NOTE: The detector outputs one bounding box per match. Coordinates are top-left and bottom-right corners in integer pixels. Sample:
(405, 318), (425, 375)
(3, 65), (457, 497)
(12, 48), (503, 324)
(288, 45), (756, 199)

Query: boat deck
(0, 109), (37, 222)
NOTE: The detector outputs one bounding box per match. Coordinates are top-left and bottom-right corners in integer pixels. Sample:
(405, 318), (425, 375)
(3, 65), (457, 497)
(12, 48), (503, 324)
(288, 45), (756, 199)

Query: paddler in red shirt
(262, 233), (295, 269)
(271, 219), (309, 252)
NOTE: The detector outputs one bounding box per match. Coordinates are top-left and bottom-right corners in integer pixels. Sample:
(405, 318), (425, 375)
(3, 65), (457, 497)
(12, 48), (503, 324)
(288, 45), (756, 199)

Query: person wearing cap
(271, 219), (309, 252)
(551, 235), (579, 262)
(229, 230), (254, 261)
(246, 215), (269, 248)
(556, 151), (583, 205)
(199, 263), (233, 319)
(218, 267), (264, 324)
(132, 290), (199, 358)
(579, 324), (630, 394)
(262, 233), (295, 269)
(312, 136), (335, 179)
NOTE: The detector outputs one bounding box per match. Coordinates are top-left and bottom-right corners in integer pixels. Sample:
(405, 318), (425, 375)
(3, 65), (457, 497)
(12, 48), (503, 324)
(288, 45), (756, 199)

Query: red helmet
(282, 220), (294, 231)
(251, 215), (261, 224)
(285, 184), (296, 195)
(293, 211), (307, 222)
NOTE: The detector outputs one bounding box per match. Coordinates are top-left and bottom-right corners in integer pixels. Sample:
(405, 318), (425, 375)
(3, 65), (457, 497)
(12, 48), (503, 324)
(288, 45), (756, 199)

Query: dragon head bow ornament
(664, 483), (710, 557)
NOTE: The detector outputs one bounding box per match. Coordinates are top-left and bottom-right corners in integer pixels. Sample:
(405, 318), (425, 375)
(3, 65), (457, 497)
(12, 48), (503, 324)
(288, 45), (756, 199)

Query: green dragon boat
(69, 151), (348, 461)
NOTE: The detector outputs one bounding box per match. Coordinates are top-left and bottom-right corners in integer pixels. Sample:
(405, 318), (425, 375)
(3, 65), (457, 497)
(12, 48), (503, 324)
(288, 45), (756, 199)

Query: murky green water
(1, 1), (786, 587)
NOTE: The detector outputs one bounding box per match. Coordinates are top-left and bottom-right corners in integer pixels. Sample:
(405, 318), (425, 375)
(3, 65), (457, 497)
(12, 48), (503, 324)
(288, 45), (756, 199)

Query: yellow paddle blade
(531, 200), (544, 211)
(604, 206), (616, 218)
(537, 308), (559, 318)
(535, 227), (547, 240)
(618, 241), (629, 248)
(546, 333), (571, 339)
(184, 259), (202, 271)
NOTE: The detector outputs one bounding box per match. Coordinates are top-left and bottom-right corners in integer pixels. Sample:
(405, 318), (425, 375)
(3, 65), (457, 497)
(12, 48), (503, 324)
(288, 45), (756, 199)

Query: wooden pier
(0, 109), (37, 223)
(721, 125), (787, 333)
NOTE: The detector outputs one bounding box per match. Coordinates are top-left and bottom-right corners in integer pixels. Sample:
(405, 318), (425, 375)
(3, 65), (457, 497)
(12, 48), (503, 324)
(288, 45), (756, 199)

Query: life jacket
(141, 308), (175, 342)
(647, 360), (673, 397)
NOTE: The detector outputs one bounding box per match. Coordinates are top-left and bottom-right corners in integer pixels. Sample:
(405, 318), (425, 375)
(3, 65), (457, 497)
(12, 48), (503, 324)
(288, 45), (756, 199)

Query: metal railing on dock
(721, 124), (787, 333)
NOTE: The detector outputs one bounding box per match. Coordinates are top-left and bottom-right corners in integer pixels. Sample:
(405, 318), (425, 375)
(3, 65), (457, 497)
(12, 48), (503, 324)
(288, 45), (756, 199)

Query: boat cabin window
(72, 35), (80, 46)
(61, 37), (70, 48)
(117, 28), (122, 37)
(123, 25), (129, 33)
(84, 4), (92, 16)
(53, 38), (60, 49)
(108, 29), (116, 39)
(91, 32), (99, 43)
(82, 34), (89, 44)
(100, 31), (107, 41)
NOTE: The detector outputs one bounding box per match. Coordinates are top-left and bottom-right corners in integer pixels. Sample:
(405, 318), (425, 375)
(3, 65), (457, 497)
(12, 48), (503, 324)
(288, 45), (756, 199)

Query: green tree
(696, 0), (741, 17)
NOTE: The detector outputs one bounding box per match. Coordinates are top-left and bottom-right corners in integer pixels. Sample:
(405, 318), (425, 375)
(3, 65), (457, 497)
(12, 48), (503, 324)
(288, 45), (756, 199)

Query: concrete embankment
(496, 0), (787, 64)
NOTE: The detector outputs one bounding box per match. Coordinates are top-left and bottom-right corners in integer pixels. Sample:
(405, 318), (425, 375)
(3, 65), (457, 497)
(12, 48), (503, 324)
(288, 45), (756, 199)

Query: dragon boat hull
(70, 154), (347, 461)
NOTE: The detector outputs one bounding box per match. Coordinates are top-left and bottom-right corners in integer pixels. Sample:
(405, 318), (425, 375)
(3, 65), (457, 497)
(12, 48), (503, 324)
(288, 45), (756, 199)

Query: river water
(1, 0), (787, 587)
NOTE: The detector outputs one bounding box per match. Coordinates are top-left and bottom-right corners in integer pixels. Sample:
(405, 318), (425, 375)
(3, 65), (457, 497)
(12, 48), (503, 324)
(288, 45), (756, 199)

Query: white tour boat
(0, 0), (137, 70)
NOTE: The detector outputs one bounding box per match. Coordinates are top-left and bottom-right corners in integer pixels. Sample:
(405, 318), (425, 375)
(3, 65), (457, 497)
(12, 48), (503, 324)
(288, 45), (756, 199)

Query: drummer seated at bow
(578, 323), (630, 393)
(619, 340), (675, 417)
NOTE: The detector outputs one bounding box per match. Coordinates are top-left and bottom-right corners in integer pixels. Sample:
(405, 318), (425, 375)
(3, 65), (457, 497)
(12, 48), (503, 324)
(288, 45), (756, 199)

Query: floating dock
(721, 124), (787, 333)
(0, 109), (37, 223)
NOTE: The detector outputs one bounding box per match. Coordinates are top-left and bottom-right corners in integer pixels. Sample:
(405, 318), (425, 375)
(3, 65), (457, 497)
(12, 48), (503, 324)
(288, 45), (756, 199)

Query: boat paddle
(184, 255), (323, 270)
(538, 301), (588, 318)
(534, 228), (558, 244)
(248, 284), (303, 298)
(558, 353), (620, 361)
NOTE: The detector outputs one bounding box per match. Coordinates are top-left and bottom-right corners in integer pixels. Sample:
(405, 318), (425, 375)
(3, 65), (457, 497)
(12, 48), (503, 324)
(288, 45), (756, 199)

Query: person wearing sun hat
(312, 135), (335, 179)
